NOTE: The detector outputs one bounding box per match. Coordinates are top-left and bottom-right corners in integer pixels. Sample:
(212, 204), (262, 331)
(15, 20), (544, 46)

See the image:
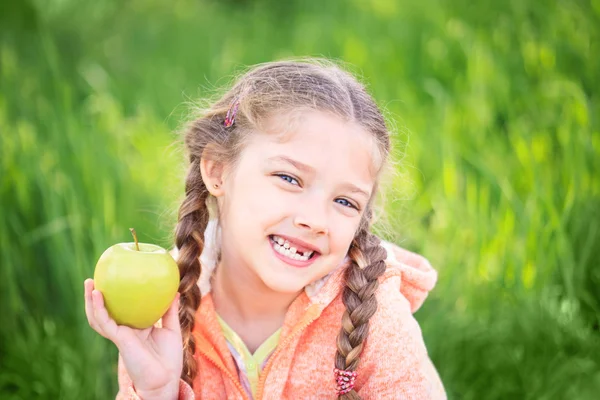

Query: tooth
(273, 239), (312, 261)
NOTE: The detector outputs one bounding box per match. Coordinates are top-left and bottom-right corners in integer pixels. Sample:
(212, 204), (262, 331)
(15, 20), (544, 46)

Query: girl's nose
(293, 213), (329, 236)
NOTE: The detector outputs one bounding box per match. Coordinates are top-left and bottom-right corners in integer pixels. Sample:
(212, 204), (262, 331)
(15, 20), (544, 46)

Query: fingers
(161, 292), (181, 334)
(91, 288), (119, 341)
(84, 279), (107, 338)
(84, 278), (122, 342)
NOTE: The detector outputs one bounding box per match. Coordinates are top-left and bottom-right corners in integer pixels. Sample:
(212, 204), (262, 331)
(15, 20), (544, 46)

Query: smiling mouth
(268, 235), (318, 261)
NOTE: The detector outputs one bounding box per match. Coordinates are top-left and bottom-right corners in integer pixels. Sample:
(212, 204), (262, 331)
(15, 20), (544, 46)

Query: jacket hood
(382, 241), (438, 312)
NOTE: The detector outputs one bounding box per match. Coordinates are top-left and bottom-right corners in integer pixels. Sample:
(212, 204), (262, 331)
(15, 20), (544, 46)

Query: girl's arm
(116, 353), (195, 400)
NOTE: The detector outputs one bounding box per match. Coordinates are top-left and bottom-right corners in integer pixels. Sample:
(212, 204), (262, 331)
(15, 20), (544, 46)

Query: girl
(84, 58), (447, 399)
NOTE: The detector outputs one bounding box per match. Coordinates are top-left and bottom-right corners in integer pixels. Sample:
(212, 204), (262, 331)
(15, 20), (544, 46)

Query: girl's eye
(276, 174), (300, 186)
(335, 198), (358, 210)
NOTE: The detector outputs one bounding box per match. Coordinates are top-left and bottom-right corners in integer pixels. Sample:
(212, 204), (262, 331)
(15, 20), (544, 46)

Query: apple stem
(129, 228), (140, 251)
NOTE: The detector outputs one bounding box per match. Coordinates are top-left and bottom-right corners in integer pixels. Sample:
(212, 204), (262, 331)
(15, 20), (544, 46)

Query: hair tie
(334, 368), (358, 395)
(224, 98), (240, 128)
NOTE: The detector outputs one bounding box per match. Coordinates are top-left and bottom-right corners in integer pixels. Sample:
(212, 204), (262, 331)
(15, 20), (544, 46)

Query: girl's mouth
(268, 235), (319, 266)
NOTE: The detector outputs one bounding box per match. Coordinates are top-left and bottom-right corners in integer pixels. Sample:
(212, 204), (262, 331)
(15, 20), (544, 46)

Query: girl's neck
(211, 258), (302, 330)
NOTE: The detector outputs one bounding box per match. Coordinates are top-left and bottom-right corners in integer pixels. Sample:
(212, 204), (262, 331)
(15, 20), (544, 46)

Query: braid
(174, 157), (210, 386)
(334, 221), (388, 399)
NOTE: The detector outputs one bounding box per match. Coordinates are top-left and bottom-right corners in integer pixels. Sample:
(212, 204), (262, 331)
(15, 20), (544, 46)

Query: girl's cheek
(238, 188), (292, 224)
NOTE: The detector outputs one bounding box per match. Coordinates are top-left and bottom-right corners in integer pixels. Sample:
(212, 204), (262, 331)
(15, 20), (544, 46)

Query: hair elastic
(334, 368), (358, 395)
(224, 98), (240, 128)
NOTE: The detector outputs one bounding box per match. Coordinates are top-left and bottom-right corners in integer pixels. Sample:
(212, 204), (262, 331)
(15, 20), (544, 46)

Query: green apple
(94, 229), (180, 329)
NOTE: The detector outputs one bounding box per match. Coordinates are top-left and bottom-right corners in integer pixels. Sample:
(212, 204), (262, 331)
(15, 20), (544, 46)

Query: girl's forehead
(244, 110), (382, 180)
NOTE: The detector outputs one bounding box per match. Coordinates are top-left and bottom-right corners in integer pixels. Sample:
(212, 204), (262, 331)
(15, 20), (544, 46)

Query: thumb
(161, 292), (181, 333)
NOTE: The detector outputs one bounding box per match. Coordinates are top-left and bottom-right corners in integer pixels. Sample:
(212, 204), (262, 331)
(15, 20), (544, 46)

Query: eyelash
(275, 174), (359, 211)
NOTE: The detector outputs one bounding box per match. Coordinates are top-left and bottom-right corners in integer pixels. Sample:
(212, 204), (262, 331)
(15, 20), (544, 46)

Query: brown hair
(174, 58), (391, 398)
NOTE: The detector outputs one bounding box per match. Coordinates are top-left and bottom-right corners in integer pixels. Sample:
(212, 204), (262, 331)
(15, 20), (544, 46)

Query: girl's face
(215, 110), (379, 295)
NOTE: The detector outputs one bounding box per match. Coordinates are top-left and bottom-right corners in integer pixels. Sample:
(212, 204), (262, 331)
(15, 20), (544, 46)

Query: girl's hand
(84, 279), (183, 400)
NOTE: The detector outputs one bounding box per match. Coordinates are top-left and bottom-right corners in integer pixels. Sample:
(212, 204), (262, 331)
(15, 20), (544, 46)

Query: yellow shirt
(216, 314), (281, 399)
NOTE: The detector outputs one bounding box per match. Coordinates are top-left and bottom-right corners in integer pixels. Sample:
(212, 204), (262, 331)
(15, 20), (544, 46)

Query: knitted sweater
(117, 241), (447, 399)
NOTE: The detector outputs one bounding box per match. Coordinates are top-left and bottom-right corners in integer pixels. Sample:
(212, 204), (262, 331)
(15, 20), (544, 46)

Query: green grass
(1, 0), (599, 398)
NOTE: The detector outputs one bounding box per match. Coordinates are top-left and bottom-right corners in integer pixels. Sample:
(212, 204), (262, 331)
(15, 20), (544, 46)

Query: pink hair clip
(334, 368), (358, 395)
(224, 98), (240, 128)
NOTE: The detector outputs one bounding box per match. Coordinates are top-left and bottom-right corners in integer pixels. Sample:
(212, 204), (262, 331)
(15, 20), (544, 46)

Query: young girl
(84, 59), (446, 399)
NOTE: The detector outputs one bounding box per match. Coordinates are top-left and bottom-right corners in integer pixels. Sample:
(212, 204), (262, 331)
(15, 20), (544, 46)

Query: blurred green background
(1, 0), (599, 398)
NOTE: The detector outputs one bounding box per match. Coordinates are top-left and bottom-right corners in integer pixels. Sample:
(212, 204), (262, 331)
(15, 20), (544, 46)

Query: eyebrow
(267, 155), (372, 199)
(268, 155), (315, 173)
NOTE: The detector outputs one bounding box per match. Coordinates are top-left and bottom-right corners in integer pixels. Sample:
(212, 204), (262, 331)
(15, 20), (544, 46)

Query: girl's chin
(259, 272), (310, 296)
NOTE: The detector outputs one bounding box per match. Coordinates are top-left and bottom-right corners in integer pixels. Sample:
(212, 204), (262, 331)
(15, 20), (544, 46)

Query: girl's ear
(200, 155), (226, 197)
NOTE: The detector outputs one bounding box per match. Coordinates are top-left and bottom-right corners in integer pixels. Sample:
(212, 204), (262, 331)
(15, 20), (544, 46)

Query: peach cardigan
(117, 241), (447, 399)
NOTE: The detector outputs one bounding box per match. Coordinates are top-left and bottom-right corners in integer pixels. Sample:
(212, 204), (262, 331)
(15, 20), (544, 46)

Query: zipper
(197, 343), (251, 400)
(255, 305), (321, 400)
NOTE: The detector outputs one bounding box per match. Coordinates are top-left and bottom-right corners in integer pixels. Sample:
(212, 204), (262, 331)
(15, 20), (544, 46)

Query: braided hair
(174, 157), (210, 385)
(334, 211), (388, 399)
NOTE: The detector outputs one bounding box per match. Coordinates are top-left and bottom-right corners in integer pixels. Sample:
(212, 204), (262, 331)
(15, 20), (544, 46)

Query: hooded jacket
(117, 241), (447, 399)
